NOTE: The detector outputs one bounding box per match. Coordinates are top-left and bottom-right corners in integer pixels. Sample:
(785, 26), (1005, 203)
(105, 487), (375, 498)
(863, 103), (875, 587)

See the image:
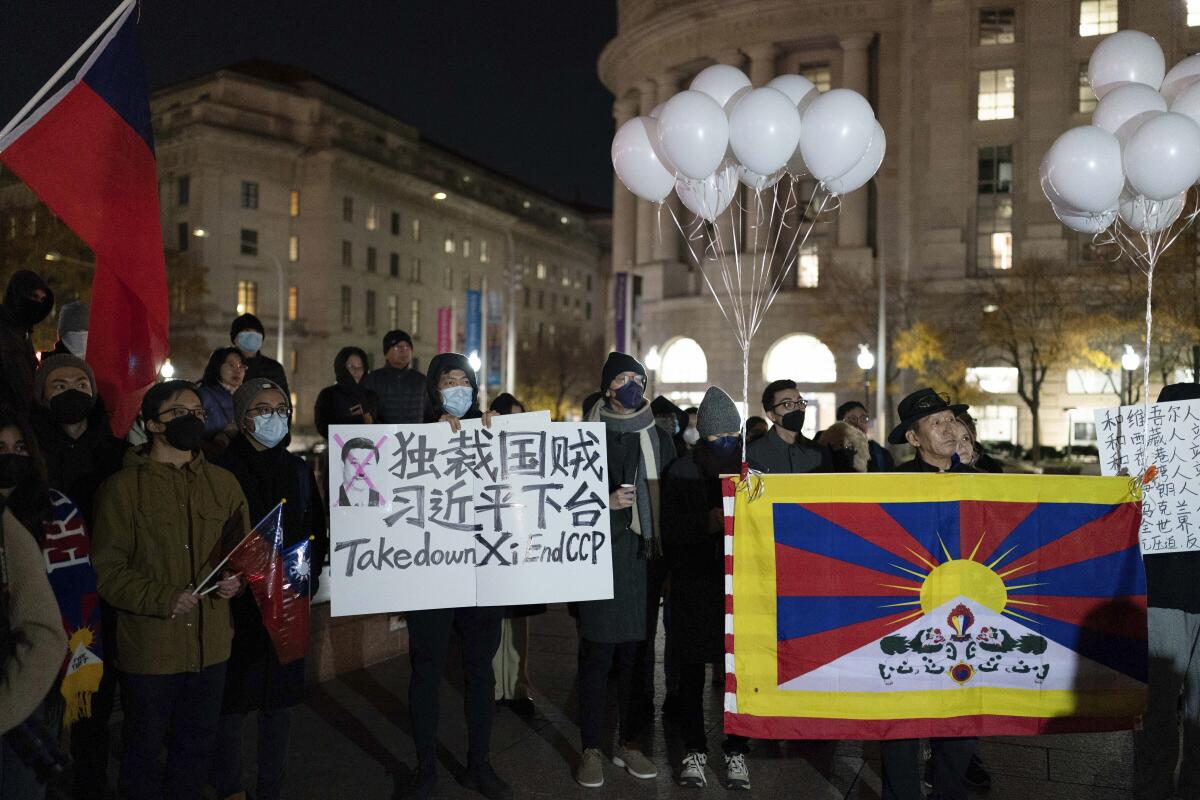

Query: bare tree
(516, 324), (605, 420)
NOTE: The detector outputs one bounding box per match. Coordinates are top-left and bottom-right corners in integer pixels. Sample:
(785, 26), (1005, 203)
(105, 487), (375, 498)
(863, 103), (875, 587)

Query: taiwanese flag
(0, 1), (168, 434)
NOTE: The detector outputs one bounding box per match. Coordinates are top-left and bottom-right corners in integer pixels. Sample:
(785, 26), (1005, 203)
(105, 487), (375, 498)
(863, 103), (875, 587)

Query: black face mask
(0, 454), (32, 489)
(49, 389), (95, 425)
(161, 415), (205, 452)
(780, 409), (806, 433)
(14, 296), (51, 329)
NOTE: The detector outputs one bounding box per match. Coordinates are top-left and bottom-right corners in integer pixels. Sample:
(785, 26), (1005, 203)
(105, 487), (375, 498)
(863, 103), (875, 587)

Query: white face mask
(683, 427), (701, 445)
(62, 331), (87, 357)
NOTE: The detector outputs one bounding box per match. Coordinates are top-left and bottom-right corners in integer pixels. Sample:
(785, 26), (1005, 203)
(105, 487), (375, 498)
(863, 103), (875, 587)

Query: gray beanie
(697, 386), (741, 439)
(233, 378), (289, 427)
(57, 301), (89, 336)
(34, 353), (96, 406)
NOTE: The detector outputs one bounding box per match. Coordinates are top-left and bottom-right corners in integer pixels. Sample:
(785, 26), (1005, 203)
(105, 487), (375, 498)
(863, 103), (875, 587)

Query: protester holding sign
(92, 380), (249, 800)
(404, 352), (510, 800)
(212, 379), (326, 800)
(574, 352), (670, 788)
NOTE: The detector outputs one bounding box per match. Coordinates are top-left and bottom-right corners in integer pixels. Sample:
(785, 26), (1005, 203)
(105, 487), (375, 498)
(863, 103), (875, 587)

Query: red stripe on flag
(777, 612), (910, 685)
(1026, 594), (1148, 640)
(1011, 503), (1140, 575)
(957, 500), (1038, 565)
(803, 503), (938, 567)
(723, 709), (1137, 740)
(775, 543), (922, 598)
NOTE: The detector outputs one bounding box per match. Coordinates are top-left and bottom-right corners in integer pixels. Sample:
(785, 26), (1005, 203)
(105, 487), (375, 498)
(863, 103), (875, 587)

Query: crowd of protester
(0, 267), (1193, 800)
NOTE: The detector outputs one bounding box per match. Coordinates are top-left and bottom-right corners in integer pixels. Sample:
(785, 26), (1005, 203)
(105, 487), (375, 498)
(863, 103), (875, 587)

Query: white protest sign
(328, 413), (613, 614)
(1095, 399), (1200, 554)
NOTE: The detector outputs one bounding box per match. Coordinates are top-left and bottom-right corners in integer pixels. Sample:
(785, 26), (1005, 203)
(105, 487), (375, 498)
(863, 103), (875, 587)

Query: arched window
(762, 334), (837, 384)
(659, 337), (708, 383)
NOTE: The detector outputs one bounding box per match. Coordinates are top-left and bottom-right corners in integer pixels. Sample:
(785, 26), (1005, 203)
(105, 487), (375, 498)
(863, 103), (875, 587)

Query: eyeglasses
(771, 398), (808, 412)
(612, 374), (646, 388)
(248, 404), (291, 418)
(159, 406), (207, 421)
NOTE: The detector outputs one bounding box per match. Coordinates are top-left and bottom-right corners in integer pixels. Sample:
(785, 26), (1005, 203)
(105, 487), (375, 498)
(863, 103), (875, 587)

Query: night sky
(0, 1), (618, 209)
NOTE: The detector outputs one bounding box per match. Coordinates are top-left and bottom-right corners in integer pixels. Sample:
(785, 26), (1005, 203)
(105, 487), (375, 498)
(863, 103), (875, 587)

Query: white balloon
(1039, 154), (1082, 214)
(1041, 125), (1124, 213)
(1092, 83), (1167, 138)
(676, 162), (739, 223)
(1089, 30), (1166, 99)
(798, 89), (876, 183)
(1053, 205), (1116, 234)
(1161, 54), (1200, 104)
(766, 74), (819, 111)
(1118, 189), (1184, 233)
(728, 87), (803, 176)
(724, 86), (752, 119)
(825, 122), (886, 195)
(649, 102), (665, 119)
(689, 64), (752, 108)
(737, 165), (784, 192)
(611, 116), (676, 202)
(657, 90), (730, 180)
(1123, 112), (1200, 201)
(1170, 80), (1200, 128)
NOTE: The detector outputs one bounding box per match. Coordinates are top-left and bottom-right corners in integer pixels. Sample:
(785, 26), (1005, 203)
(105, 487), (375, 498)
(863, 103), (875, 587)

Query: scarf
(589, 399), (661, 549)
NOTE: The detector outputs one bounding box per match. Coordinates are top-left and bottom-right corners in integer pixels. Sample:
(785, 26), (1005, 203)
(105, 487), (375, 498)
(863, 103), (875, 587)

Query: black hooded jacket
(422, 352), (482, 423)
(30, 397), (127, 530)
(0, 271), (53, 417)
(313, 347), (379, 439)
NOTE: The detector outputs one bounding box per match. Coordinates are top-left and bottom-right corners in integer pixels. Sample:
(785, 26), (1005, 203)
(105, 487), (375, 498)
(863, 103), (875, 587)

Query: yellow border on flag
(731, 473), (1144, 721)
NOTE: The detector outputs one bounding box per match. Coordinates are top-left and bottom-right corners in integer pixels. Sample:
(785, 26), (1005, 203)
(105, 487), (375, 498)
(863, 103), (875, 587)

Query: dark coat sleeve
(313, 386), (334, 440)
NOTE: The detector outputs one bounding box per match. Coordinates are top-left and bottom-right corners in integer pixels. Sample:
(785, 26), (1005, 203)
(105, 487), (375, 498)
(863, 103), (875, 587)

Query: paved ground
(79, 605), (1136, 799)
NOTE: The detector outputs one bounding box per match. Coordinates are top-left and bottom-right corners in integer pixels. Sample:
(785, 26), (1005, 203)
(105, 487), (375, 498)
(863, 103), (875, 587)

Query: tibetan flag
(0, 1), (168, 435)
(722, 473), (1147, 740)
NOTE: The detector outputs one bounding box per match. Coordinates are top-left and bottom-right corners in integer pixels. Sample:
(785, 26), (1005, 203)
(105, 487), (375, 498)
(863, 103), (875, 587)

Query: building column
(743, 43), (779, 253)
(837, 33), (875, 249)
(635, 79), (658, 265)
(654, 69), (685, 264)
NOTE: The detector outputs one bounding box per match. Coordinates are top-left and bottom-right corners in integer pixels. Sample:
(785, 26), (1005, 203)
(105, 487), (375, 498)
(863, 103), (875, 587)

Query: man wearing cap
(882, 388), (981, 800)
(363, 329), (426, 424)
(230, 313), (288, 393)
(747, 379), (832, 474)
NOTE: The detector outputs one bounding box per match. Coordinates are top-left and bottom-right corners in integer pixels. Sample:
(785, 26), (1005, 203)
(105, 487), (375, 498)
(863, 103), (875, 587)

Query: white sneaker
(724, 752), (751, 790)
(677, 751), (707, 788)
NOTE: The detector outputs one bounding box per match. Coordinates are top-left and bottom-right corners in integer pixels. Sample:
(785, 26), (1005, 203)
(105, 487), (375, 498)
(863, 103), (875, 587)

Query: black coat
(215, 434), (328, 711)
(30, 403), (127, 529)
(243, 352), (289, 394)
(313, 348), (380, 439)
(364, 364), (426, 424)
(662, 441), (739, 664)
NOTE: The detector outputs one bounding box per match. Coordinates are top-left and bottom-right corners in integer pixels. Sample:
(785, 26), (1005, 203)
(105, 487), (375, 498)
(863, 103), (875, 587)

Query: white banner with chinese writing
(1095, 399), (1200, 554)
(328, 413), (613, 614)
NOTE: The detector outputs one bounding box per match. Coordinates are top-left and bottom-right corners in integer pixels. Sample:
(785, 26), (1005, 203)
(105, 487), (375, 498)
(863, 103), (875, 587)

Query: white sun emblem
(291, 552), (310, 581)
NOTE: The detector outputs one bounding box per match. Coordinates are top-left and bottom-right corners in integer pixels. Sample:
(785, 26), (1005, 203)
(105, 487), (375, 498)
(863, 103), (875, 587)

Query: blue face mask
(613, 380), (645, 409)
(250, 411), (289, 448)
(236, 330), (264, 354)
(709, 435), (740, 457)
(440, 385), (473, 418)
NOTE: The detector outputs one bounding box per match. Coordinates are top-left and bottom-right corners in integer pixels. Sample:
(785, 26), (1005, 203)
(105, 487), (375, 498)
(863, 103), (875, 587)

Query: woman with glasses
(211, 379), (327, 800)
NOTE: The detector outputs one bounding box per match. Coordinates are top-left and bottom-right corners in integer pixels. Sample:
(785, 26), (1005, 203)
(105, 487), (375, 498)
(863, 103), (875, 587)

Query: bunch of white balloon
(1042, 29), (1200, 438)
(611, 63), (883, 450)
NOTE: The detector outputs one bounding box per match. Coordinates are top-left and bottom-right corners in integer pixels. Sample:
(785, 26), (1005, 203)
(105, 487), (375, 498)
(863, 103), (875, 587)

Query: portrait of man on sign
(339, 436), (383, 507)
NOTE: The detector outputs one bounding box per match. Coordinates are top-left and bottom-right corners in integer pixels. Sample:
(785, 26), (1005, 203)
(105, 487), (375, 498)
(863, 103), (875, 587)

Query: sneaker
(965, 754), (991, 790)
(613, 745), (658, 779)
(677, 751), (707, 788)
(576, 748), (605, 788)
(724, 752), (751, 790)
(462, 762), (512, 800)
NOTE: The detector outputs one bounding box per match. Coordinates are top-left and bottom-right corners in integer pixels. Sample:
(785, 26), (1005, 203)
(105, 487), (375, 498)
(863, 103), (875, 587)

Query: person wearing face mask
(39, 300), (89, 360)
(681, 406), (701, 449)
(196, 348), (247, 460)
(406, 352), (510, 800)
(230, 314), (288, 394)
(650, 395), (687, 460)
(746, 379), (832, 474)
(92, 380), (249, 800)
(0, 270), (54, 418)
(313, 346), (378, 439)
(661, 386), (752, 789)
(211, 379), (326, 800)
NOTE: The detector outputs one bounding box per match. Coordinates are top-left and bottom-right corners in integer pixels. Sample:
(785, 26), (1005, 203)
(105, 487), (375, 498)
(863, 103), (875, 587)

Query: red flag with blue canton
(0, 2), (168, 435)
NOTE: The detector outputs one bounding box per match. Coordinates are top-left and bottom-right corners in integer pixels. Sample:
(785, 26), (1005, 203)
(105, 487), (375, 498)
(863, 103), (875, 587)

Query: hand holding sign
(610, 484), (636, 510)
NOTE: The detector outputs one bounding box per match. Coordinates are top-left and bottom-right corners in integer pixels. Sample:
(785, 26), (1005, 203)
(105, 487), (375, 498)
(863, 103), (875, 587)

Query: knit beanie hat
(233, 378), (289, 426)
(34, 353), (96, 406)
(230, 313), (265, 339)
(600, 351), (646, 394)
(382, 329), (413, 354)
(57, 301), (89, 336)
(697, 386), (742, 439)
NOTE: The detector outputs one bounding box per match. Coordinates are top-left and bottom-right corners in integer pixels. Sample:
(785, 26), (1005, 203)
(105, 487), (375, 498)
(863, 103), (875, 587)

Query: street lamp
(468, 350), (482, 373)
(1121, 344), (1141, 406)
(159, 358), (175, 379)
(856, 344), (875, 407)
(643, 346), (661, 397)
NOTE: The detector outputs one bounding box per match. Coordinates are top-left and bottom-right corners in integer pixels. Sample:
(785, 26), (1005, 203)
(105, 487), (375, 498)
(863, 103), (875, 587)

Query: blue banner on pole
(614, 273), (627, 353)
(465, 290), (481, 359)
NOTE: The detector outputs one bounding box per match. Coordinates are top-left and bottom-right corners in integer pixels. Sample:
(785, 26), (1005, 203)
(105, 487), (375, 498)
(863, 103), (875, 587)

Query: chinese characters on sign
(328, 413), (613, 614)
(1095, 399), (1200, 554)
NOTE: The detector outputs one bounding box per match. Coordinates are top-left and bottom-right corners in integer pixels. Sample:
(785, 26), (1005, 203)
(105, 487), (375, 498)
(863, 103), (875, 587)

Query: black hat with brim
(887, 388), (968, 445)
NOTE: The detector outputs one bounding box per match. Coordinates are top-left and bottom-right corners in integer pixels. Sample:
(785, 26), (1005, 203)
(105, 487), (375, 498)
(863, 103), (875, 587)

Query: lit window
(6, 215), (17, 240)
(241, 181), (258, 209)
(289, 190), (300, 217)
(290, 392), (299, 422)
(976, 405), (1018, 442)
(976, 145), (1013, 270)
(410, 298), (421, 333)
(796, 244), (819, 288)
(366, 289), (377, 331)
(1079, 0), (1117, 36)
(26, 210), (37, 237)
(799, 63), (831, 92)
(444, 234), (456, 254)
(178, 175), (190, 206)
(463, 238), (471, 258)
(763, 334), (837, 383)
(388, 295), (399, 329)
(341, 240), (352, 268)
(366, 205), (379, 231)
(979, 8), (1015, 45)
(412, 218), (420, 241)
(288, 235), (299, 263)
(977, 68), (1015, 120)
(287, 286), (299, 321)
(480, 240), (489, 263)
(237, 280), (258, 314)
(1066, 368), (1118, 394)
(390, 211), (400, 236)
(389, 252), (399, 277)
(1190, 0), (1200, 26)
(240, 228), (258, 256)
(965, 366), (1018, 393)
(342, 196), (353, 222)
(340, 286), (351, 328)
(367, 246), (377, 273)
(1078, 62), (1097, 113)
(410, 258), (422, 283)
(659, 338), (709, 383)
(536, 262), (546, 280)
(177, 222), (189, 252)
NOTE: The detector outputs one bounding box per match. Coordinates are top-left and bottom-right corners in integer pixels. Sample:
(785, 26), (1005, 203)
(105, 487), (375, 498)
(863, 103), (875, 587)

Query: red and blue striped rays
(772, 498), (1146, 688)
